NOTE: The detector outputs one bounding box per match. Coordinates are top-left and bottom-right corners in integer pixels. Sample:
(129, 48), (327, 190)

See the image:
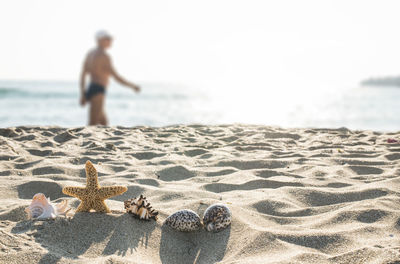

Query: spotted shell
(124, 194), (158, 221)
(202, 203), (231, 232)
(25, 193), (70, 220)
(164, 209), (201, 232)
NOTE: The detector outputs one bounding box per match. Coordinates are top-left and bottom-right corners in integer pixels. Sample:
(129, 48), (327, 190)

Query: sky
(1, 0), (400, 93)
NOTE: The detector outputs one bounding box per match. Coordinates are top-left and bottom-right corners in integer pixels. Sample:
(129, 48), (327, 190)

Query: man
(80, 30), (140, 125)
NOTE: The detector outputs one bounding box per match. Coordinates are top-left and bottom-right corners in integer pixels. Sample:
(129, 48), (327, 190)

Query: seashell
(202, 203), (231, 232)
(124, 194), (158, 221)
(25, 193), (70, 220)
(164, 209), (201, 232)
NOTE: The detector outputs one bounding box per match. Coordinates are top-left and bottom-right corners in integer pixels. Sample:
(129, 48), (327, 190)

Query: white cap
(95, 30), (112, 40)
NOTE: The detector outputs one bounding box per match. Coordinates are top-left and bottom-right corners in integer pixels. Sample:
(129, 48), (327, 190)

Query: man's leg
(88, 94), (105, 125)
(99, 111), (108, 126)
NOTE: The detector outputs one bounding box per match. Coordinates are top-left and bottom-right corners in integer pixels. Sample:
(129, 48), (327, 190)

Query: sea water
(0, 80), (399, 131)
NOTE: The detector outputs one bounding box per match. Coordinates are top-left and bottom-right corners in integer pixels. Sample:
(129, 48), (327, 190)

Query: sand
(0, 125), (399, 264)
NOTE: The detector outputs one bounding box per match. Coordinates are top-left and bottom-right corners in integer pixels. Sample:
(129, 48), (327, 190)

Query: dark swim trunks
(86, 83), (106, 101)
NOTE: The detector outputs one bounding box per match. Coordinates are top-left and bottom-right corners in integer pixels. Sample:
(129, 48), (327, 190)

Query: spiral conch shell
(25, 193), (70, 219)
(124, 194), (158, 221)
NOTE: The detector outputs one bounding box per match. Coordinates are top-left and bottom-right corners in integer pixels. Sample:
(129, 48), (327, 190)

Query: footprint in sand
(183, 148), (208, 157)
(53, 131), (77, 143)
(215, 160), (288, 170)
(130, 152), (166, 160)
(26, 149), (53, 157)
(287, 188), (388, 207)
(156, 165), (196, 181)
(32, 166), (64, 176)
(204, 179), (303, 193)
(348, 166), (384, 175)
(17, 181), (66, 200)
(384, 153), (400, 161)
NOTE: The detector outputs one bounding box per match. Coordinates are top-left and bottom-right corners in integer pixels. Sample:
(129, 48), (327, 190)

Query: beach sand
(0, 125), (399, 264)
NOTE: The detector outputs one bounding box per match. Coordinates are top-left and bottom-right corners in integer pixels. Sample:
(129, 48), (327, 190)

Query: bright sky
(1, 0), (400, 92)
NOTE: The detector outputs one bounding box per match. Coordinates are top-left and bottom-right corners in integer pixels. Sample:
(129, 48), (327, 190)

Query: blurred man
(80, 30), (140, 125)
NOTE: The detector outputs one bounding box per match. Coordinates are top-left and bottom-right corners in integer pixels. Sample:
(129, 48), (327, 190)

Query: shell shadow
(102, 214), (157, 256)
(11, 213), (115, 258)
(159, 225), (231, 264)
(11, 212), (156, 261)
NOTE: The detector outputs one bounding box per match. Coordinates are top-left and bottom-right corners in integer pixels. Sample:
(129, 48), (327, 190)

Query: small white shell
(202, 203), (231, 232)
(164, 209), (201, 232)
(25, 193), (70, 220)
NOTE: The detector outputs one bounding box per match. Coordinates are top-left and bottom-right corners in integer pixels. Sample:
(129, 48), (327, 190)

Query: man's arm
(79, 56), (89, 106)
(106, 56), (140, 92)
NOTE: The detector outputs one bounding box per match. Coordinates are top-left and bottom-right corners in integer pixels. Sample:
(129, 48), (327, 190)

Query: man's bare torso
(85, 49), (111, 87)
(80, 35), (140, 126)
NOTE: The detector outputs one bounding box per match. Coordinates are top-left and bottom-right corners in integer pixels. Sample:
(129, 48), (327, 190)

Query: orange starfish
(62, 160), (127, 213)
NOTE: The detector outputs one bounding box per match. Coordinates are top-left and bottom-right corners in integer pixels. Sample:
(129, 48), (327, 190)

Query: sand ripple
(0, 125), (399, 263)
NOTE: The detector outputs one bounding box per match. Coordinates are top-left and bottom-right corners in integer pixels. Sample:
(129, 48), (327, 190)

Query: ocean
(0, 80), (399, 131)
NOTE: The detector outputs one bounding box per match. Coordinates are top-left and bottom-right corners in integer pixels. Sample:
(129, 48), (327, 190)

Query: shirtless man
(80, 30), (140, 125)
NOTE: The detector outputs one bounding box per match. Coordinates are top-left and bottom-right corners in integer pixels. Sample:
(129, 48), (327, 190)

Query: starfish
(62, 160), (127, 213)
